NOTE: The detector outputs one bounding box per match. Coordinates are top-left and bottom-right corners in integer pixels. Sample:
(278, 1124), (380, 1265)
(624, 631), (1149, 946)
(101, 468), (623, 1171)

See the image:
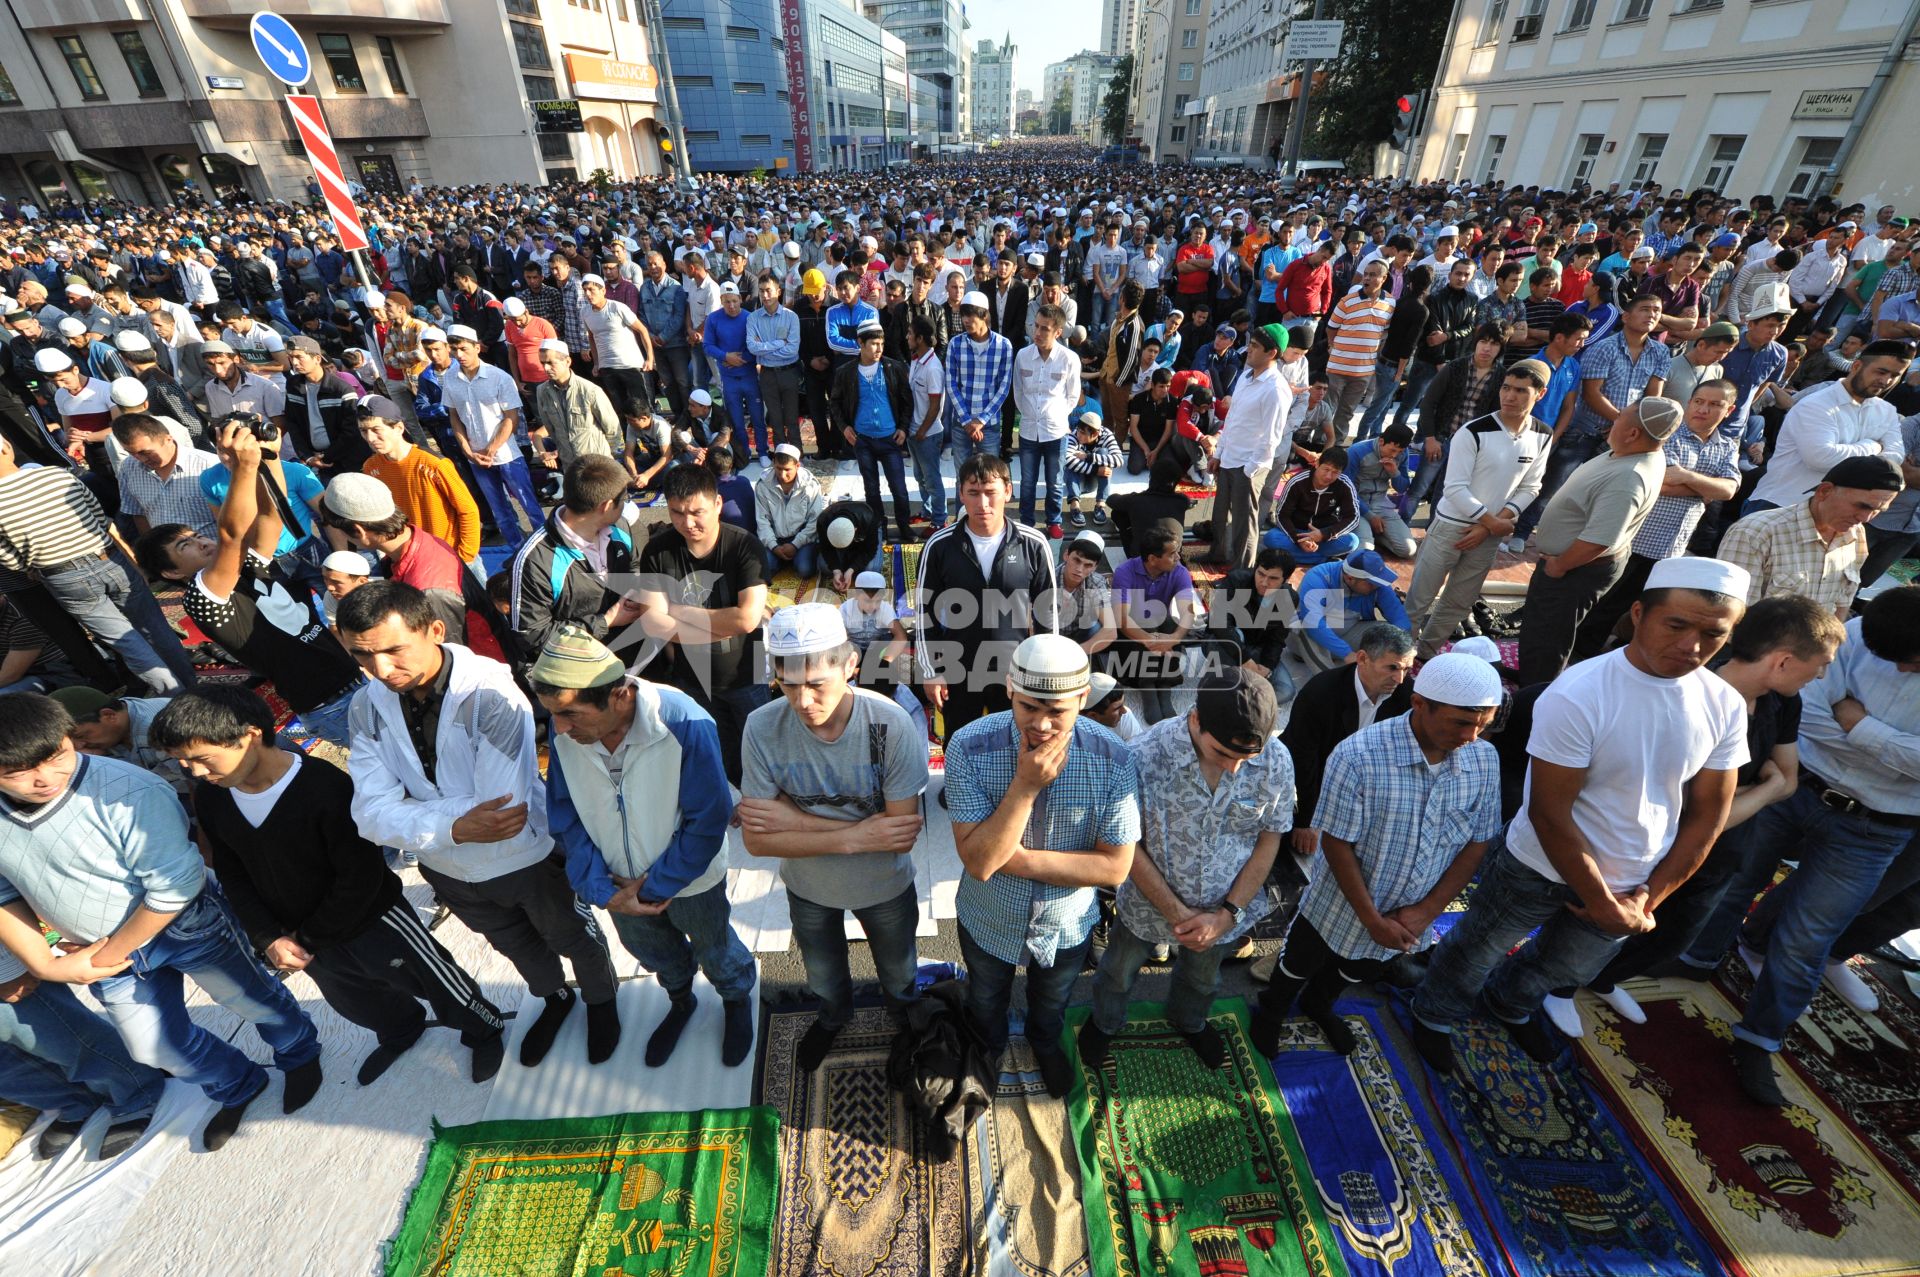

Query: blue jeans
(1516, 431), (1605, 541)
(469, 456), (544, 551)
(854, 432), (912, 540)
(1063, 467), (1111, 509)
(1401, 437), (1450, 518)
(909, 428), (947, 523)
(0, 980), (168, 1120)
(1222, 630), (1296, 706)
(787, 883), (920, 1032)
(293, 678), (365, 748)
(1390, 359), (1442, 433)
(88, 886), (320, 1107)
(763, 542), (820, 579)
(1726, 785), (1916, 1052)
(1091, 918), (1229, 1036)
(607, 879), (757, 1003)
(1353, 359), (1404, 441)
(1090, 291), (1118, 333)
(1412, 840), (1627, 1033)
(957, 920), (1092, 1057)
(720, 368), (767, 457)
(946, 416), (1000, 464)
(0, 674), (50, 696)
(1260, 527), (1361, 568)
(38, 550), (197, 694)
(1018, 436), (1064, 525)
(1740, 497), (1780, 519)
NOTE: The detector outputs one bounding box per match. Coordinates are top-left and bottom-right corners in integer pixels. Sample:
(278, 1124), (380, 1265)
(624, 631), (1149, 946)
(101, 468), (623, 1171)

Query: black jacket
(913, 515), (1057, 683)
(1280, 663), (1414, 834)
(829, 356), (914, 436)
(1421, 284), (1481, 366)
(886, 297), (949, 360)
(282, 368), (371, 474)
(232, 256), (278, 310)
(507, 505), (641, 656)
(1415, 355), (1506, 443)
(987, 275), (1039, 349)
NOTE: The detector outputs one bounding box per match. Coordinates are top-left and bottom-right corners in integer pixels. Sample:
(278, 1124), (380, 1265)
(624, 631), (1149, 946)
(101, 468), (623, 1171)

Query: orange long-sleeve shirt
(364, 445), (483, 562)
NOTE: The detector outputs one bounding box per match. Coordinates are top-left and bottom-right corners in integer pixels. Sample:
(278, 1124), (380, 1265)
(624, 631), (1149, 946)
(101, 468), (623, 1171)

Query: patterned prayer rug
(382, 1108), (778, 1277)
(755, 1004), (980, 1277)
(1066, 998), (1348, 1277)
(972, 1037), (1092, 1277)
(1264, 998), (1507, 1277)
(1571, 980), (1920, 1277)
(1717, 961), (1920, 1193)
(1393, 1001), (1717, 1277)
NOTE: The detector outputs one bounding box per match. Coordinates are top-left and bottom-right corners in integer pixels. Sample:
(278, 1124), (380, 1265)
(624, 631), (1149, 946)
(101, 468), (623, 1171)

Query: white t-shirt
(585, 299), (646, 370)
(230, 755), (303, 828)
(909, 350), (945, 434)
(965, 524), (999, 580)
(223, 324), (285, 363)
(1507, 650), (1747, 893)
(840, 595), (898, 648)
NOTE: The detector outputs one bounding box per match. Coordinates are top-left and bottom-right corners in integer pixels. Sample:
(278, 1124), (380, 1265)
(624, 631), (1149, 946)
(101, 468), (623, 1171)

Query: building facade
(1196, 0), (1314, 165)
(1418, 0), (1920, 204)
(0, 0), (674, 207)
(1102, 0), (1140, 57)
(861, 0), (968, 139)
(970, 35), (1016, 138)
(657, 0), (794, 173)
(1134, 0), (1208, 161)
(1044, 49), (1121, 140)
(795, 0), (910, 171)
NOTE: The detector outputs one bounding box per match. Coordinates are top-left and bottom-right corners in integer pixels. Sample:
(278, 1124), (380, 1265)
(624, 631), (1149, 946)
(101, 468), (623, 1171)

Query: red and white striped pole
(285, 94), (383, 373)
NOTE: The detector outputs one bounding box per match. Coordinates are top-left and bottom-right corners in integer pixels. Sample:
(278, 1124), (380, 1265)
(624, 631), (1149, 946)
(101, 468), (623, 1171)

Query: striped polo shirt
(0, 464), (111, 572)
(1325, 288), (1395, 378)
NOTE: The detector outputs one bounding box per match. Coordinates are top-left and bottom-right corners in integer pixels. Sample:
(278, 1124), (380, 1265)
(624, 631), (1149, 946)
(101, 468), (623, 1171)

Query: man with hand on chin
(1408, 557), (1749, 1074)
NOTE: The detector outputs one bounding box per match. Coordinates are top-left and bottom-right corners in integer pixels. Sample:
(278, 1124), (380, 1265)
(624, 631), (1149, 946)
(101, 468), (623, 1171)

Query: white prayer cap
(825, 515), (857, 549)
(960, 290), (990, 311)
(784, 241), (801, 258)
(1645, 556), (1750, 599)
(444, 323), (479, 343)
(1437, 224), (1461, 237)
(853, 570), (886, 590)
(538, 338), (569, 354)
(57, 317), (86, 337)
(113, 329), (153, 352)
(1449, 635), (1503, 664)
(1088, 671), (1120, 704)
(420, 326), (448, 343)
(502, 295), (527, 317)
(322, 550), (371, 577)
(1412, 652), (1504, 708)
(688, 388), (713, 407)
(32, 348), (72, 372)
(580, 272), (606, 286)
(108, 376), (148, 407)
(65, 282), (93, 298)
(1009, 633), (1091, 700)
(766, 602), (848, 656)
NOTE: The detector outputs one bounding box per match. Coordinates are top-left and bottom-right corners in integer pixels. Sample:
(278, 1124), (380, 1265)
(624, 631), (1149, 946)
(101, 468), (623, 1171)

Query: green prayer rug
(383, 1108), (779, 1277)
(1066, 999), (1349, 1277)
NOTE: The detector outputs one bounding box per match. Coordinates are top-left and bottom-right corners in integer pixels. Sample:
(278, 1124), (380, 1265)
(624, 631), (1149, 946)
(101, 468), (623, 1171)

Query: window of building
(664, 16), (706, 30)
(318, 33), (366, 92)
(539, 132), (572, 159)
(377, 36), (407, 95)
(56, 36), (106, 101)
(524, 75), (558, 100)
(1629, 131), (1665, 184)
(686, 129), (721, 141)
(1448, 133), (1471, 182)
(1512, 0), (1546, 39)
(726, 24), (760, 39)
(1698, 134), (1743, 191)
(1568, 132), (1603, 185)
(1564, 0), (1597, 28)
(0, 63), (17, 105)
(615, 0), (630, 17)
(1482, 133), (1507, 183)
(1173, 93), (1189, 112)
(1676, 0), (1722, 12)
(1170, 124), (1186, 142)
(504, 0), (539, 14)
(677, 75), (714, 88)
(1786, 136), (1840, 198)
(1178, 62), (1194, 81)
(1479, 0), (1507, 43)
(733, 81), (766, 94)
(510, 21), (549, 70)
(1182, 28), (1198, 47)
(1616, 0), (1653, 21)
(113, 31), (164, 97)
(741, 133), (772, 145)
(1186, 0), (1202, 12)
(547, 166), (578, 183)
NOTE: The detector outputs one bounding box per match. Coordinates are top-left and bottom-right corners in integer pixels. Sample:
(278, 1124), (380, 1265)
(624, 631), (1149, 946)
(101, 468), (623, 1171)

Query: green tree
(1048, 78), (1073, 136)
(1305, 0), (1451, 170)
(1102, 54), (1134, 145)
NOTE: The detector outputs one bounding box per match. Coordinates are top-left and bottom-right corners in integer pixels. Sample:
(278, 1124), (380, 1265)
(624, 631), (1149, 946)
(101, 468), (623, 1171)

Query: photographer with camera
(134, 416), (366, 747)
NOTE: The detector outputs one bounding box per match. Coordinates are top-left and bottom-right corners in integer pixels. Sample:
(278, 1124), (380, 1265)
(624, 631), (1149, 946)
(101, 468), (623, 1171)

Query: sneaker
(1540, 994), (1585, 1039)
(1067, 506), (1087, 528)
(1596, 985), (1648, 1025)
(1823, 959), (1880, 1012)
(1501, 536), (1526, 555)
(1047, 523), (1065, 540)
(1092, 503), (1109, 525)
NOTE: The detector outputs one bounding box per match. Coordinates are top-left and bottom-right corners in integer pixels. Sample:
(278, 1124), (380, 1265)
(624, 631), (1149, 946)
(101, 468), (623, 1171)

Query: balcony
(179, 0), (451, 32)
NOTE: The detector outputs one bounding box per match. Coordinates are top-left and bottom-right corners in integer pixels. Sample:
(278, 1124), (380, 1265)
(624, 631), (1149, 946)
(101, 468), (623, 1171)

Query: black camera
(213, 410), (279, 444)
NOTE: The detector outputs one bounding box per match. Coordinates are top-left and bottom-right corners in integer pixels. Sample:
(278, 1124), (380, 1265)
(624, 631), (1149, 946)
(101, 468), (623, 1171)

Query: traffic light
(1391, 93), (1421, 148)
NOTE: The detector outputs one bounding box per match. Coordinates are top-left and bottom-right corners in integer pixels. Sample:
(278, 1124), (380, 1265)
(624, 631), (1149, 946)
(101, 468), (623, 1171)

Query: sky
(962, 0), (1103, 98)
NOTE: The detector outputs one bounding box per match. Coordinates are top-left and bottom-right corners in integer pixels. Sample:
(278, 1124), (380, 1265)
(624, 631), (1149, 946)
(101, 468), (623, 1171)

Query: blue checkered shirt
(944, 330), (1015, 430)
(1299, 715), (1502, 962)
(1569, 333), (1672, 439)
(0, 754), (202, 947)
(945, 713), (1141, 966)
(1630, 426), (1741, 559)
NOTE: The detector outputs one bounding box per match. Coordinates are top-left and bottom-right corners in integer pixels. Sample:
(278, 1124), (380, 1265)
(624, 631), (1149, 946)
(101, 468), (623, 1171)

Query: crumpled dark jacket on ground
(886, 978), (997, 1161)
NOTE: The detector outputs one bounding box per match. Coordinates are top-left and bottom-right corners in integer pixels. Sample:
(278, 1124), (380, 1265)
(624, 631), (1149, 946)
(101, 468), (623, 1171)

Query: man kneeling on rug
(945, 634), (1140, 1098)
(1080, 669), (1289, 1071)
(738, 603), (929, 1072)
(1247, 652), (1503, 1058)
(536, 626), (759, 1069)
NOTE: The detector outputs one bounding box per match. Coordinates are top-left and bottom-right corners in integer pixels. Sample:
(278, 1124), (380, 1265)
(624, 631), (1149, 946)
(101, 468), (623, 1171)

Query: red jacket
(1276, 257), (1333, 320)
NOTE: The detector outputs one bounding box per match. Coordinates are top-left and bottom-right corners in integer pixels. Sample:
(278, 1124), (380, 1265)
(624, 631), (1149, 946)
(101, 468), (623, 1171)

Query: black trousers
(1517, 556), (1624, 687)
(1570, 551), (1660, 664)
(419, 855), (618, 1004)
(305, 900), (506, 1047)
(1254, 915), (1396, 1022)
(941, 681), (1011, 744)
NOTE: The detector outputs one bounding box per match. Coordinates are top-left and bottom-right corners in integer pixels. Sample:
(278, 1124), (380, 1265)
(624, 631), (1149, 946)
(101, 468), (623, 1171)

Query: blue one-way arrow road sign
(249, 12), (311, 89)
